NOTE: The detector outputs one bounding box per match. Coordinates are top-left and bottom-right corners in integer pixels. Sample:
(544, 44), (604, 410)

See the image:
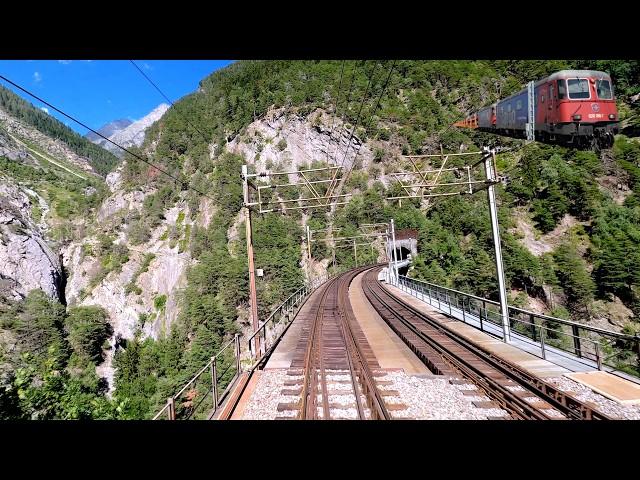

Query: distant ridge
(86, 104), (170, 156)
(85, 118), (133, 143)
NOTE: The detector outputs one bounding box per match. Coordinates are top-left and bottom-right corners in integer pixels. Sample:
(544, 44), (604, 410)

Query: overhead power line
(324, 61), (380, 201)
(336, 61), (379, 171)
(338, 60), (397, 188)
(0, 74), (213, 200)
(329, 61), (363, 166)
(323, 60), (346, 165)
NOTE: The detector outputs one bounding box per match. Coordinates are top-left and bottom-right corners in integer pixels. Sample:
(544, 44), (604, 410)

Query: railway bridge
(154, 264), (640, 421)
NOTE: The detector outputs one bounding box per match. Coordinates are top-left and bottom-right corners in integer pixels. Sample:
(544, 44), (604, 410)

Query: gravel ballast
(547, 376), (640, 420)
(241, 369), (294, 420)
(379, 371), (510, 420)
(242, 369), (519, 420)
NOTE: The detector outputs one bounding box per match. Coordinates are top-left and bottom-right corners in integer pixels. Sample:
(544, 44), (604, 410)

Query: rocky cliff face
(0, 182), (63, 303)
(226, 107), (374, 175)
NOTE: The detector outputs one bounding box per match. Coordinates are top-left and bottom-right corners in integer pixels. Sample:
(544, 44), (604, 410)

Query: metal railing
(153, 334), (241, 420)
(153, 269), (340, 420)
(394, 275), (640, 380)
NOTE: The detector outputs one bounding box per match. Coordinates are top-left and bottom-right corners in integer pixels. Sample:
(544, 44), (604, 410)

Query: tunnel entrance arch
(394, 246), (412, 276)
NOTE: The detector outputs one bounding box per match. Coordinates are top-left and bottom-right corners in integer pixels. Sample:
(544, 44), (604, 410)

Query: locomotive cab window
(596, 79), (612, 99)
(516, 100), (522, 110)
(567, 78), (590, 99)
(557, 80), (566, 99)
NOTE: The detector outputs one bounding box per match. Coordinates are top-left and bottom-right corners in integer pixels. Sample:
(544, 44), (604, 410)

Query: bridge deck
(349, 271), (429, 375)
(385, 282), (640, 402)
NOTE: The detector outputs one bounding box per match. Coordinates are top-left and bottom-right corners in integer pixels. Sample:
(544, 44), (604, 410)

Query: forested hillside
(1, 60), (638, 419)
(0, 85), (119, 176)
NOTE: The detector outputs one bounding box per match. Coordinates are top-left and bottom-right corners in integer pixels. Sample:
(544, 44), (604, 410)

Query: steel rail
(363, 269), (611, 420)
(299, 278), (333, 419)
(299, 267), (388, 420)
(363, 275), (550, 420)
(337, 269), (390, 420)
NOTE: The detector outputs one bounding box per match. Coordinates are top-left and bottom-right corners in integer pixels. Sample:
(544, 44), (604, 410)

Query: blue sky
(0, 60), (233, 135)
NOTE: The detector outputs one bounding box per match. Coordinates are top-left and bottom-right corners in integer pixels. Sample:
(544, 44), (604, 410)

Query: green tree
(65, 306), (111, 363)
(553, 243), (595, 315)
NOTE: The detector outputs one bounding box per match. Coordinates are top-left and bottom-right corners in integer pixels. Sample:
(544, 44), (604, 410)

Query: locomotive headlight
(609, 114), (616, 120)
(573, 114), (582, 121)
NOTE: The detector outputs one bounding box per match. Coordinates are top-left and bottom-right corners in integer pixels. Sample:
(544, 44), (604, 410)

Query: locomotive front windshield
(567, 78), (590, 99)
(596, 79), (613, 99)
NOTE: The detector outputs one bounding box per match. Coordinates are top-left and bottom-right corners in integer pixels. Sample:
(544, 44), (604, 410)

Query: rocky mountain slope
(0, 181), (64, 303)
(88, 104), (169, 157)
(85, 118), (133, 143)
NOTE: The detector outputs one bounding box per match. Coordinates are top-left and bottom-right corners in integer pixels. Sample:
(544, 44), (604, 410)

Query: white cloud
(33, 71), (42, 83)
(40, 107), (49, 114)
(58, 60), (72, 65)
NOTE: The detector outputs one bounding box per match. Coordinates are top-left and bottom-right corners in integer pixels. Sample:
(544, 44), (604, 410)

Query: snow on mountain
(87, 104), (170, 156)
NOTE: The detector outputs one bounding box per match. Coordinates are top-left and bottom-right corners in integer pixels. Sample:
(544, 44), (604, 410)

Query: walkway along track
(362, 268), (611, 420)
(286, 266), (391, 420)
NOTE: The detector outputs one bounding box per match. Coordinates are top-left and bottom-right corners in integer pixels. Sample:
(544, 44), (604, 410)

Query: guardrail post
(235, 333), (241, 374)
(461, 297), (466, 323)
(448, 293), (452, 315)
(572, 325), (582, 358)
(249, 335), (255, 360)
(212, 357), (219, 409)
(530, 313), (537, 342)
(540, 326), (546, 360)
(168, 397), (175, 420)
(479, 305), (484, 332)
(595, 342), (602, 370)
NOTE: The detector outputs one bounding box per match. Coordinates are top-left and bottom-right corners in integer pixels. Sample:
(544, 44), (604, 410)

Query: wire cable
(0, 74), (213, 199)
(340, 60), (397, 185)
(129, 60), (211, 144)
(329, 61), (362, 167)
(323, 60), (345, 165)
(335, 61), (379, 171)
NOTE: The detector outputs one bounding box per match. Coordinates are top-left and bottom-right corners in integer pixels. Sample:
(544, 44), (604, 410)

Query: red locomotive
(454, 70), (619, 149)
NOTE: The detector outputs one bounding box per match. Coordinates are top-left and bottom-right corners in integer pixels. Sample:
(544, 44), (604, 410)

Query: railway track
(277, 267), (392, 420)
(362, 268), (611, 420)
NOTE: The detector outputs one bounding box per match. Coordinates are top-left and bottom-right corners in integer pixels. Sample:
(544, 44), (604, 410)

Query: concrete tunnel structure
(392, 228), (418, 276)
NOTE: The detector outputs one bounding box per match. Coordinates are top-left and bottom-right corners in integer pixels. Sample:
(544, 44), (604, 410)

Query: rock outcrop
(225, 108), (374, 174)
(0, 182), (63, 303)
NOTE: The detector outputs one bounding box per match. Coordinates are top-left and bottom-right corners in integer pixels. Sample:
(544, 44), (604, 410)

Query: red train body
(454, 70), (619, 149)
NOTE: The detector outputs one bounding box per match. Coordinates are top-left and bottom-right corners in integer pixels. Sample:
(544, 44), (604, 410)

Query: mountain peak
(86, 104), (170, 157)
(85, 118), (133, 142)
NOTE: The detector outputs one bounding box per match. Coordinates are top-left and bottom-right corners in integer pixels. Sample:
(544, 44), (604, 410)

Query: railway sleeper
(277, 402), (301, 412)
